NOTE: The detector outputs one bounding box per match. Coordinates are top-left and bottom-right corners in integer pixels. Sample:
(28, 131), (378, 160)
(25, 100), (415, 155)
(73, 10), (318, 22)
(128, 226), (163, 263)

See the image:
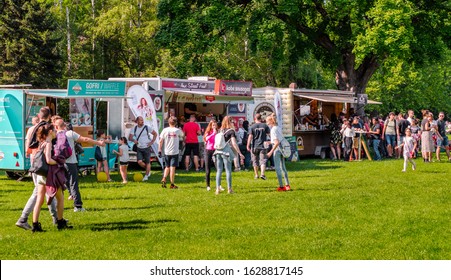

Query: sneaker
(227, 188), (234, 194)
(15, 220), (31, 230)
(234, 168), (241, 172)
(277, 186), (285, 192)
(412, 164), (416, 171)
(215, 189), (220, 195)
(219, 186), (225, 192)
(122, 181), (128, 184)
(142, 174), (149, 181)
(254, 175), (259, 179)
(52, 217), (69, 225)
(284, 185), (292, 191)
(260, 175), (267, 180)
(74, 207), (86, 212)
(170, 184), (178, 189)
(32, 222), (44, 233)
(206, 186), (211, 191)
(67, 195), (74, 200)
(57, 219), (73, 230)
(161, 179), (167, 188)
(401, 169), (406, 172)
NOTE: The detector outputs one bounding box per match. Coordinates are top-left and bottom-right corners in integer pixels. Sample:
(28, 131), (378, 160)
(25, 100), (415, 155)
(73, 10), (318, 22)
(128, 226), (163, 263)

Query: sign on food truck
(68, 80), (126, 97)
(214, 80), (252, 96)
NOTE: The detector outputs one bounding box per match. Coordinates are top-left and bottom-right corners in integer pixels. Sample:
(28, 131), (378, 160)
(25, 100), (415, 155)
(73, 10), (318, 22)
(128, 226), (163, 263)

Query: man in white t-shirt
(159, 116), (184, 189)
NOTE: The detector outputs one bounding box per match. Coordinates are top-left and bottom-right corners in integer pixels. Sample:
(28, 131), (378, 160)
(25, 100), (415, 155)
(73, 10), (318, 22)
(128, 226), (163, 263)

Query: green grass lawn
(0, 156), (450, 260)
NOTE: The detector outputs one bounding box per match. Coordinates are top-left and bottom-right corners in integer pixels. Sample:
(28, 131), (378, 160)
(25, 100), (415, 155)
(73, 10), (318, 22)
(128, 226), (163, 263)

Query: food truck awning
(164, 90), (254, 104)
(293, 93), (382, 104)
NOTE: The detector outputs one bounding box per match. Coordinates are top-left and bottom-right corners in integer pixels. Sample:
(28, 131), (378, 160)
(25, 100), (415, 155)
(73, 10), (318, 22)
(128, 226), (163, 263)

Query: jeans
(215, 153), (232, 189)
(18, 173), (57, 223)
(273, 149), (290, 187)
(66, 163), (83, 208)
(372, 139), (381, 160)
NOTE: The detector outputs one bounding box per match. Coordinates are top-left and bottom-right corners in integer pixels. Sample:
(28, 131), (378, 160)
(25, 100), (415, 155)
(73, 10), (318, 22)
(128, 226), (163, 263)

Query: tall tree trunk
(91, 0), (96, 78)
(66, 6), (71, 76)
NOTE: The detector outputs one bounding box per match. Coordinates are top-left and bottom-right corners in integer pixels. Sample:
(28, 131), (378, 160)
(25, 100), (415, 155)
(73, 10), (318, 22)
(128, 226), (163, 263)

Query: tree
(155, 0), (450, 94)
(0, 0), (62, 87)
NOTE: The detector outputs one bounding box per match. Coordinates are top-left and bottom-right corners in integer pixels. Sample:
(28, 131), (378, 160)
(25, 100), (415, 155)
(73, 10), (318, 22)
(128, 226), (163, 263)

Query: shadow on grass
(88, 218), (178, 231)
(84, 196), (142, 201)
(86, 204), (167, 212)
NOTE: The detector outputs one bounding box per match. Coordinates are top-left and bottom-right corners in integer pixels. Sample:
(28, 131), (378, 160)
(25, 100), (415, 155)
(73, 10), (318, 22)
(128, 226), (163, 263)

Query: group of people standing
(327, 109), (450, 171)
(16, 107), (105, 232)
(155, 113), (292, 194)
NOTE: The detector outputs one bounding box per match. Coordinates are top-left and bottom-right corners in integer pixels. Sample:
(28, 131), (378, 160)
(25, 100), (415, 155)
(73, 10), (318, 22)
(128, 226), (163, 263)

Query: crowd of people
(15, 105), (449, 232)
(156, 113), (291, 194)
(326, 109), (451, 170)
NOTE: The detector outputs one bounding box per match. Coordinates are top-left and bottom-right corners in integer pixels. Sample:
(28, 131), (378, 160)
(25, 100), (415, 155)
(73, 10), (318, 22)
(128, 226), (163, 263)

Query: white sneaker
(142, 175), (149, 181)
(74, 207), (86, 212)
(401, 169), (406, 172)
(412, 164), (416, 171)
(206, 186), (211, 191)
(219, 186), (225, 192)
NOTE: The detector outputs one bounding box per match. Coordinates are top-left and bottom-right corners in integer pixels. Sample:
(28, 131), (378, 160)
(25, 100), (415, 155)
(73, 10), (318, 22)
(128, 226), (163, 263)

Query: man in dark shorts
(129, 116), (157, 181)
(182, 114), (201, 171)
(247, 113), (270, 180)
(159, 117), (184, 189)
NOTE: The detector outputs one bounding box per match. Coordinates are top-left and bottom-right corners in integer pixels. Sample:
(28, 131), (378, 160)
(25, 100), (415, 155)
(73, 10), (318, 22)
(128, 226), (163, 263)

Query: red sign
(214, 80), (252, 96)
(205, 96), (216, 102)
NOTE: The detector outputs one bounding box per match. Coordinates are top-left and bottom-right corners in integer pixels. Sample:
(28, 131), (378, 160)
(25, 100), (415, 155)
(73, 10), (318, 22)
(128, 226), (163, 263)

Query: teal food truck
(0, 80), (127, 179)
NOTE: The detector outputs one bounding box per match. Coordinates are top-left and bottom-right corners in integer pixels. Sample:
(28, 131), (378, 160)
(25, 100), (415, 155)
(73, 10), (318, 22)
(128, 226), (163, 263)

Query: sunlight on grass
(0, 157), (450, 260)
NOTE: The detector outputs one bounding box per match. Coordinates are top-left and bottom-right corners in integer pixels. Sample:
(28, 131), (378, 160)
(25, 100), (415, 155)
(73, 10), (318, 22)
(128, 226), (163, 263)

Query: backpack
(53, 131), (72, 159)
(279, 138), (292, 158)
(28, 121), (47, 149)
(214, 129), (232, 150)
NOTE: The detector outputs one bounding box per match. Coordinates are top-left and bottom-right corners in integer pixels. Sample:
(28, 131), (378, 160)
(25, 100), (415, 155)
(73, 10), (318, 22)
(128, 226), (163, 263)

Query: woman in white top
(113, 137), (130, 184)
(266, 115), (291, 192)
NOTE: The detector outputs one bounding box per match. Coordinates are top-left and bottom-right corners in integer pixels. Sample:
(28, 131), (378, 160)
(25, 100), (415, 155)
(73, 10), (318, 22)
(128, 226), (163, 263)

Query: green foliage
(366, 50), (451, 116)
(1, 158), (450, 259)
(0, 0), (62, 87)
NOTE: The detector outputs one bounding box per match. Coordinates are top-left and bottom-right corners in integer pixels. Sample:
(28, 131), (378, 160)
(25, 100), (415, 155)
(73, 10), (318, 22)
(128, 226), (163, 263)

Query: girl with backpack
(213, 116), (244, 195)
(266, 116), (291, 192)
(31, 123), (72, 232)
(203, 119), (218, 191)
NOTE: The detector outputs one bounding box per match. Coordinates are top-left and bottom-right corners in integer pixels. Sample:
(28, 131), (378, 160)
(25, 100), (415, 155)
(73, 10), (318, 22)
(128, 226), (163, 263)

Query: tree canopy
(0, 0), (450, 115)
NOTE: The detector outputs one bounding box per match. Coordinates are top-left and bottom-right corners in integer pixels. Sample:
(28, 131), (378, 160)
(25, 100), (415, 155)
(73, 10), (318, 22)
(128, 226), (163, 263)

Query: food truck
(249, 85), (381, 158)
(0, 80), (127, 179)
(109, 77), (254, 163)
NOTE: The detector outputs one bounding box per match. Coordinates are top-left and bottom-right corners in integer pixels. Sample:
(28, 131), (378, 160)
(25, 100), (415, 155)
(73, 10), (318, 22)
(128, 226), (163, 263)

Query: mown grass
(0, 156), (450, 260)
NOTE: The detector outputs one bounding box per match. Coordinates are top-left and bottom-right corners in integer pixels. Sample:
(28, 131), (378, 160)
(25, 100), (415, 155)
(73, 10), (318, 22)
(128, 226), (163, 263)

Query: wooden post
(361, 137), (372, 161)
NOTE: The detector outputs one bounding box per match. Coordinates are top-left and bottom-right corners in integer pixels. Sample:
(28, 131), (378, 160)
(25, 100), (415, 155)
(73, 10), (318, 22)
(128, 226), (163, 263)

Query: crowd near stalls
(2, 80), (450, 232)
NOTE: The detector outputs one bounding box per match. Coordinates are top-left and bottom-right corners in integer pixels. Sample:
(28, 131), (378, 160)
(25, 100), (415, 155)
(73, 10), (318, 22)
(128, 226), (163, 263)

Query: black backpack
(28, 121), (47, 149)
